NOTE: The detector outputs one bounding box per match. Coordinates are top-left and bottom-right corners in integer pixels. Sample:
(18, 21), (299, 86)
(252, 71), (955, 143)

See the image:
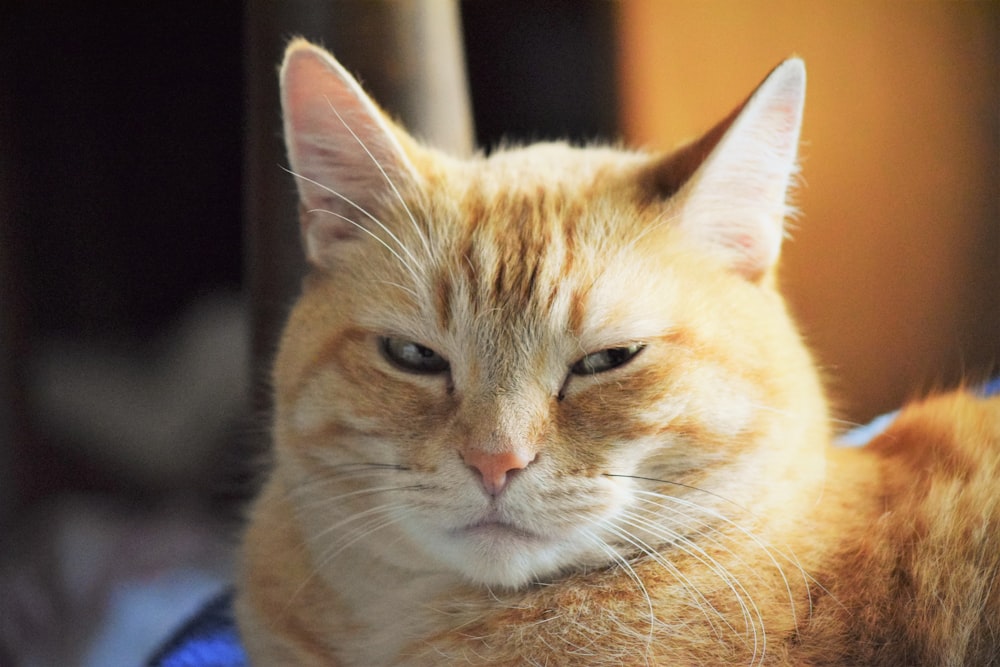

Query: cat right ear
(652, 59), (806, 282)
(280, 38), (419, 267)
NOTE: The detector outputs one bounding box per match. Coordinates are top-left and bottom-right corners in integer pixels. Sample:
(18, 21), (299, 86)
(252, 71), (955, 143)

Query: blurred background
(0, 1), (997, 664)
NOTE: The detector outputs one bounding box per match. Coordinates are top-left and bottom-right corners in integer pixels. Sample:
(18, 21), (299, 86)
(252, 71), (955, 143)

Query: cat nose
(461, 448), (535, 496)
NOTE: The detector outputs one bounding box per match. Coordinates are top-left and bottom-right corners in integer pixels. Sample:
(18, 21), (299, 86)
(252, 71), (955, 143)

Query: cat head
(271, 39), (827, 589)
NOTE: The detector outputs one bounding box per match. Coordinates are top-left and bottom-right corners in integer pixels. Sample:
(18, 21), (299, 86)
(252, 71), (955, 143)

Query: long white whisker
(632, 495), (805, 636)
(329, 509), (410, 558)
(322, 99), (434, 262)
(617, 510), (764, 661)
(281, 504), (410, 615)
(640, 493), (826, 622)
(631, 496), (767, 580)
(600, 519), (738, 643)
(579, 527), (656, 663)
(377, 280), (420, 298)
(306, 206), (418, 276)
(290, 484), (422, 514)
(281, 463), (410, 498)
(283, 166), (425, 294)
(633, 489), (799, 637)
(283, 166), (416, 260)
(309, 502), (409, 546)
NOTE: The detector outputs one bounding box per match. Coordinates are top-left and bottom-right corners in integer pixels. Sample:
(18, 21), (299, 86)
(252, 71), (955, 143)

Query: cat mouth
(451, 518), (542, 542)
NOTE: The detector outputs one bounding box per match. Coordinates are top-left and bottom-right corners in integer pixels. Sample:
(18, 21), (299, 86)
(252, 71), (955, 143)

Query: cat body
(236, 40), (1000, 665)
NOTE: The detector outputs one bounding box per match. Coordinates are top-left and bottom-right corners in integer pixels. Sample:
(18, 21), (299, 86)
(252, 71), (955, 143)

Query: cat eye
(380, 336), (450, 374)
(570, 343), (645, 376)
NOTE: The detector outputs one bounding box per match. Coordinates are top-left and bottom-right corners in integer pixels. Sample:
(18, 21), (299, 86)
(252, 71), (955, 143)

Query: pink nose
(461, 448), (535, 496)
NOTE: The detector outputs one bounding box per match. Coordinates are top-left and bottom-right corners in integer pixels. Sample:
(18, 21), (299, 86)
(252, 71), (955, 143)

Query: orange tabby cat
(236, 39), (1000, 666)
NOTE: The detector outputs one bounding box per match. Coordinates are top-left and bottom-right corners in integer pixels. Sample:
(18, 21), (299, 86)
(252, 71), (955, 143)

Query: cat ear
(280, 38), (419, 267)
(659, 58), (805, 281)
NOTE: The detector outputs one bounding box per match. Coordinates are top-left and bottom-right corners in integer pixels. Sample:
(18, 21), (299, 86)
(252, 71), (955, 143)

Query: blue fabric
(982, 376), (1000, 397)
(149, 379), (999, 666)
(147, 591), (246, 667)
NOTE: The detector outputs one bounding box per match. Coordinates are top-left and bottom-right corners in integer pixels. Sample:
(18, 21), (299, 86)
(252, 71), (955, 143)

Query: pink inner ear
(280, 42), (421, 268)
(282, 51), (362, 179)
(309, 210), (356, 242)
(673, 59), (804, 281)
(284, 51), (336, 129)
(729, 232), (777, 281)
(766, 100), (803, 154)
(280, 43), (415, 202)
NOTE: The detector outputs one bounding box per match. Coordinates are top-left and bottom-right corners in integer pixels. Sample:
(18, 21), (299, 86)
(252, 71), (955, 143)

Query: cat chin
(403, 520), (594, 590)
(449, 542), (571, 591)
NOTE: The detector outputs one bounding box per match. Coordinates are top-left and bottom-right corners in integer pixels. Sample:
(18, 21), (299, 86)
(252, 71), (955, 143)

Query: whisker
(377, 280), (420, 298)
(305, 206), (418, 279)
(630, 496), (806, 622)
(282, 165), (426, 296)
(630, 487), (802, 637)
(279, 462), (410, 497)
(307, 501), (409, 546)
(328, 507), (411, 557)
(280, 503), (411, 615)
(290, 483), (427, 514)
(321, 98), (434, 262)
(317, 462), (410, 474)
(579, 526), (656, 661)
(600, 518), (742, 646)
(604, 473), (753, 513)
(616, 510), (764, 661)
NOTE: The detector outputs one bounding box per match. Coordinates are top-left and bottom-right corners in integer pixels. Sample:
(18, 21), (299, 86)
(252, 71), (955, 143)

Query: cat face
(270, 40), (826, 589)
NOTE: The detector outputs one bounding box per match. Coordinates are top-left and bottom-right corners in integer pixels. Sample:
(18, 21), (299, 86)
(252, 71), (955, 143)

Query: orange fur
(236, 40), (1000, 665)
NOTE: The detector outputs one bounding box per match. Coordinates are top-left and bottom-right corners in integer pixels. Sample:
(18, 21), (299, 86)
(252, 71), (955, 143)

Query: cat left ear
(660, 59), (805, 281)
(280, 39), (419, 268)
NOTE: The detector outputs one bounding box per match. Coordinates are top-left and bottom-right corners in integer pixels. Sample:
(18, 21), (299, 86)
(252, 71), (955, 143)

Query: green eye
(570, 343), (645, 376)
(380, 337), (450, 374)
